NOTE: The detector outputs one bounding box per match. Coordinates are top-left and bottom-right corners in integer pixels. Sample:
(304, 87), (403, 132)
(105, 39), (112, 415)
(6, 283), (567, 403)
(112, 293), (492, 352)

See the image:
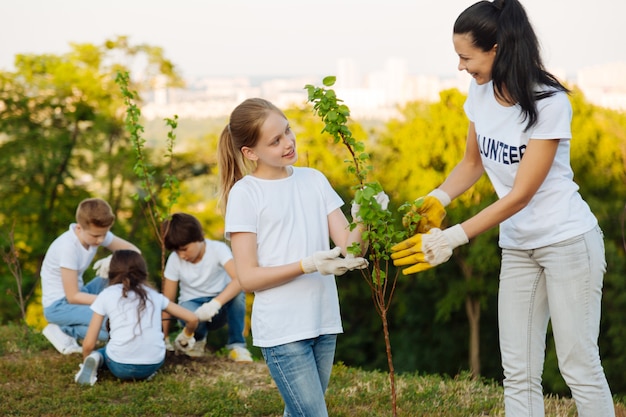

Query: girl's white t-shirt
(164, 239), (233, 303)
(91, 284), (169, 364)
(225, 166), (344, 347)
(464, 80), (596, 249)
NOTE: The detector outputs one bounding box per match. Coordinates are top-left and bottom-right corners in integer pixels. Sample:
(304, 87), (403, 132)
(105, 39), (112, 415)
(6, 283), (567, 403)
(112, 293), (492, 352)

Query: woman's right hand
(403, 189), (450, 234)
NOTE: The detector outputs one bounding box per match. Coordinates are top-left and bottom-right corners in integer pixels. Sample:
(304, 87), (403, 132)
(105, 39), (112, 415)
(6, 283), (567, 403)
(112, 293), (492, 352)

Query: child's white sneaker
(75, 351), (103, 386)
(164, 337), (175, 352)
(228, 346), (253, 363)
(42, 323), (82, 355)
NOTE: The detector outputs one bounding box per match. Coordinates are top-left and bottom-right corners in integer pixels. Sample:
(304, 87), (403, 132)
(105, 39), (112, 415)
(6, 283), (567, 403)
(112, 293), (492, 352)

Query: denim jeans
(179, 292), (246, 348)
(98, 348), (164, 380)
(43, 277), (109, 341)
(498, 226), (614, 417)
(261, 334), (337, 417)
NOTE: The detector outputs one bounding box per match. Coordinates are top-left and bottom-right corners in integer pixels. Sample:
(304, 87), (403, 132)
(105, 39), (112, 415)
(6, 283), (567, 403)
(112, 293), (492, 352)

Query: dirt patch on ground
(163, 350), (275, 390)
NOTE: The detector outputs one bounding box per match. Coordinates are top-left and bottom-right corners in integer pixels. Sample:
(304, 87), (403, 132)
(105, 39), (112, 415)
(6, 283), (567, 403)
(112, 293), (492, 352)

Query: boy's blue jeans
(261, 334), (336, 417)
(178, 291), (246, 348)
(43, 277), (108, 341)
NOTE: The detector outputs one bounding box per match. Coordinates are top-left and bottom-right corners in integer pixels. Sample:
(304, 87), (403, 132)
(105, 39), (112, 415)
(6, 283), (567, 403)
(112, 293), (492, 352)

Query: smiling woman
(390, 1), (617, 416)
(453, 32), (497, 86)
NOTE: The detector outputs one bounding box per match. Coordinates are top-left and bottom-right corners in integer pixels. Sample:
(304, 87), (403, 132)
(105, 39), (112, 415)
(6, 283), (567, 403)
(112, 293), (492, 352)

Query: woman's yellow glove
(391, 225), (468, 274)
(402, 189), (450, 233)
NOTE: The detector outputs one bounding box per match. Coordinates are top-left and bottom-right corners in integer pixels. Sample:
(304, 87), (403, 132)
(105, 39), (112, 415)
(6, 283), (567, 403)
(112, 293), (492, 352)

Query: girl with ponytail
(75, 250), (198, 385)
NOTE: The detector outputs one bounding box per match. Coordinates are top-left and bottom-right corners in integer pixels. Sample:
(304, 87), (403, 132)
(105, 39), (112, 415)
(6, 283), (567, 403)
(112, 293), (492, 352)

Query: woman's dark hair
(454, 0), (569, 130)
(108, 250), (152, 335)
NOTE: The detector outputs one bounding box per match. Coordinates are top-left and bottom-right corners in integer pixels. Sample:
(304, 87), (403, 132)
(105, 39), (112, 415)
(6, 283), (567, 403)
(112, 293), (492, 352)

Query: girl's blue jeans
(261, 334), (337, 417)
(98, 347), (164, 381)
(498, 226), (614, 417)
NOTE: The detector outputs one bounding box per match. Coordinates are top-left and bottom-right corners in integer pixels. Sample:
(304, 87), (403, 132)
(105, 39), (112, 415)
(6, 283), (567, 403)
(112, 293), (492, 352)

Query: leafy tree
(306, 76), (410, 416)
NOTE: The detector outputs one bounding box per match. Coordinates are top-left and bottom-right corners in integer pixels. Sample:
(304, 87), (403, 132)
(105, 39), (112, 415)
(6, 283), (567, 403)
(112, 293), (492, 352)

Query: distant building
(140, 59), (626, 121)
(577, 62), (626, 111)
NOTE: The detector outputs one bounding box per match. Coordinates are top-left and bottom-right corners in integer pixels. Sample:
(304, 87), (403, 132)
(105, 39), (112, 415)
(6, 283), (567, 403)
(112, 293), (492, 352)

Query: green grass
(1, 323), (623, 417)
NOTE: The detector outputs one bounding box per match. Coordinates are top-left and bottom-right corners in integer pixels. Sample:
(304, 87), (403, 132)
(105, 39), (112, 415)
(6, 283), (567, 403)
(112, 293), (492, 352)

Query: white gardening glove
(195, 299), (222, 322)
(164, 337), (175, 352)
(351, 191), (390, 222)
(391, 224), (468, 274)
(93, 255), (112, 278)
(174, 330), (196, 352)
(374, 191), (390, 210)
(300, 247), (368, 276)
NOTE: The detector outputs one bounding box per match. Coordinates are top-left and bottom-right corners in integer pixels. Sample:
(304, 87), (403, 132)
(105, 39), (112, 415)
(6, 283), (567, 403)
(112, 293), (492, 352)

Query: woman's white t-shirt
(464, 80), (597, 249)
(91, 284), (169, 364)
(225, 166), (344, 347)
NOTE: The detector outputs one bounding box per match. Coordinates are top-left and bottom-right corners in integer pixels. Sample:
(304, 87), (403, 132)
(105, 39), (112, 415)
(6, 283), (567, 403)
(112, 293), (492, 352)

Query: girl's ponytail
(218, 124), (245, 213)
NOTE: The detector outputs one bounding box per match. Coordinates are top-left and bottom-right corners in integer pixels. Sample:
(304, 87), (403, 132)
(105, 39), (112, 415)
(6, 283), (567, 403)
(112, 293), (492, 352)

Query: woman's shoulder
(536, 87), (571, 111)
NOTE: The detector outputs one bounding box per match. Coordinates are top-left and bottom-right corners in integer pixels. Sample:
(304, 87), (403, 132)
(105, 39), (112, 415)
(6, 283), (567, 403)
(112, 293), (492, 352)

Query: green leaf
(322, 75), (336, 86)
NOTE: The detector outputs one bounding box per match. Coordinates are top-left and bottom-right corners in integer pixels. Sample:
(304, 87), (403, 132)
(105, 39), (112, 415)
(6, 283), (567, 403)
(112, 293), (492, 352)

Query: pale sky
(2, 0), (625, 80)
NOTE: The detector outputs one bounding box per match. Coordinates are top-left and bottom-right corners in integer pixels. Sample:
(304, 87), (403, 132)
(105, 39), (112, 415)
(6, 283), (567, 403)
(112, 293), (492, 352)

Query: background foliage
(1, 41), (625, 399)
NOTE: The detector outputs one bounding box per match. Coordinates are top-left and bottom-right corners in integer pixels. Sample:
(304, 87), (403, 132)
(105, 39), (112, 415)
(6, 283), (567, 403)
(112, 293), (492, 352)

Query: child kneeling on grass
(75, 250), (198, 385)
(161, 212), (253, 362)
(41, 197), (141, 354)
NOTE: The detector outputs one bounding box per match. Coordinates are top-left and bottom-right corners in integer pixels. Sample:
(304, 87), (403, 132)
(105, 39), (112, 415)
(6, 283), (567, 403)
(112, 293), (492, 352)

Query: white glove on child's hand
(300, 247), (368, 276)
(174, 331), (196, 351)
(374, 191), (390, 210)
(93, 255), (112, 278)
(351, 191), (390, 222)
(195, 300), (222, 322)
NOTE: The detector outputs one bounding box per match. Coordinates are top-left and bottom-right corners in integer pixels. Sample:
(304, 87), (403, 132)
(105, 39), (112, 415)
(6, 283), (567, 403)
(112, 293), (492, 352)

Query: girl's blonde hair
(217, 98), (286, 212)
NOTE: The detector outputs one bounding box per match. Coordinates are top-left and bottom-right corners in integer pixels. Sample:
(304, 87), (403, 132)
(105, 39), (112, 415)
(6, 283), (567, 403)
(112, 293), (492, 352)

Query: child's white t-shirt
(225, 166), (345, 348)
(91, 284), (168, 365)
(163, 239), (233, 303)
(464, 80), (597, 249)
(41, 224), (114, 308)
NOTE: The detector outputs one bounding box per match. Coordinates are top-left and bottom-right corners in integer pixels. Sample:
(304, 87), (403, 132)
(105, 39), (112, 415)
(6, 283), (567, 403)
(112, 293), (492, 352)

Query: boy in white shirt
(161, 213), (252, 362)
(41, 198), (141, 354)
